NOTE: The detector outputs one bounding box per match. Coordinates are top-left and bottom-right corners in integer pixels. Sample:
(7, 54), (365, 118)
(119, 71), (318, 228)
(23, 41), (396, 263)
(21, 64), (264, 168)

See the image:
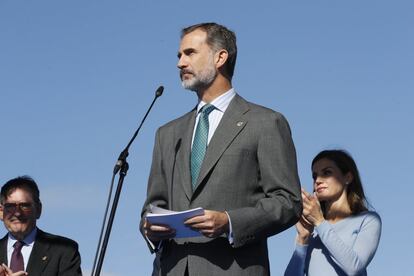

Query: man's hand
(143, 219), (176, 242)
(184, 210), (229, 238)
(0, 264), (27, 276)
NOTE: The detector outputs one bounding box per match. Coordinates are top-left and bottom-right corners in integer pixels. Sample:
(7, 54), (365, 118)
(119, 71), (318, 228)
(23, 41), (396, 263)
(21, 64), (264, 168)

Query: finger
(145, 224), (174, 239)
(300, 216), (312, 227)
(1, 263), (10, 271)
(1, 264), (12, 274)
(301, 191), (312, 203)
(146, 228), (176, 241)
(313, 192), (321, 204)
(301, 188), (311, 198)
(302, 196), (312, 208)
(186, 221), (209, 230)
(151, 224), (171, 231)
(301, 193), (310, 204)
(184, 214), (206, 225)
(143, 219), (148, 228)
(200, 230), (215, 238)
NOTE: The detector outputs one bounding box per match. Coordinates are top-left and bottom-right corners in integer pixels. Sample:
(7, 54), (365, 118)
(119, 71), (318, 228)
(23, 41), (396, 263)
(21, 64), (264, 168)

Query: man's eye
(20, 203), (32, 209)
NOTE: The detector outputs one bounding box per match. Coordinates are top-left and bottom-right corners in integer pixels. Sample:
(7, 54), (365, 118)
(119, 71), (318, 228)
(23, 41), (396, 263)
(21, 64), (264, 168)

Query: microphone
(93, 88), (164, 276)
(113, 86), (164, 174)
(155, 86), (164, 97)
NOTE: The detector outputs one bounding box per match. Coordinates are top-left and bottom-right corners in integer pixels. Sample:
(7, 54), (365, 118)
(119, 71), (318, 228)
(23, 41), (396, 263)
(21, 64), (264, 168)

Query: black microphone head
(155, 86), (164, 97)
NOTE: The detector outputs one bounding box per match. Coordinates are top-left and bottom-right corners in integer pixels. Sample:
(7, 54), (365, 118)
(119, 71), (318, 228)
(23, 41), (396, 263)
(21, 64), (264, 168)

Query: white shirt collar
(197, 88), (236, 113)
(7, 227), (37, 250)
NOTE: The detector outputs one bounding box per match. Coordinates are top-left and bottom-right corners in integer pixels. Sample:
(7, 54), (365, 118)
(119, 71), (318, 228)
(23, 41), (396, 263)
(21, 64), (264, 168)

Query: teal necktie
(191, 104), (215, 189)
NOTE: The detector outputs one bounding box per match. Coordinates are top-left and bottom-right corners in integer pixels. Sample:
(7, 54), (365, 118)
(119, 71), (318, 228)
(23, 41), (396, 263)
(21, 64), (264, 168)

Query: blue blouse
(285, 211), (382, 276)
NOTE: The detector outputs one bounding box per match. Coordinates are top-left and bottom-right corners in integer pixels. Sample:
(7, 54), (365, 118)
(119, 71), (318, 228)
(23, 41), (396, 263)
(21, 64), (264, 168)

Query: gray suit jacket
(0, 229), (82, 276)
(141, 94), (302, 276)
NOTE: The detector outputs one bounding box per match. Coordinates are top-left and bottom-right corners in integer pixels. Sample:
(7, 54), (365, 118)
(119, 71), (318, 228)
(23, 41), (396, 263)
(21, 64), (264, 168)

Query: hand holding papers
(146, 205), (205, 238)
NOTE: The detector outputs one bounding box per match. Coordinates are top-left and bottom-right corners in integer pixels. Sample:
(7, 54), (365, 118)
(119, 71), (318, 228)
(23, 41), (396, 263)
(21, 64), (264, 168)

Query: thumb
(313, 192), (322, 205)
(1, 264), (12, 275)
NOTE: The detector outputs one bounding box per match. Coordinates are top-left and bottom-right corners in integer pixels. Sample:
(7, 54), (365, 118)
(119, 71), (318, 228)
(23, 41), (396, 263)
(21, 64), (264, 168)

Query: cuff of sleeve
(315, 220), (330, 235)
(294, 243), (308, 258)
(145, 235), (163, 252)
(225, 211), (234, 245)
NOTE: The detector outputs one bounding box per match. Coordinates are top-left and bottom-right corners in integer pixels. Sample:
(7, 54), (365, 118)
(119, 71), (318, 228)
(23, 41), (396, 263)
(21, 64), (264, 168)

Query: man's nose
(177, 56), (187, 69)
(14, 208), (23, 216)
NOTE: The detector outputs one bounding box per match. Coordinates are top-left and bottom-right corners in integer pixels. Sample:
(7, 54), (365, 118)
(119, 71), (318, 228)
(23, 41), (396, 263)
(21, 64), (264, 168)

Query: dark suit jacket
(0, 229), (82, 276)
(141, 94), (302, 275)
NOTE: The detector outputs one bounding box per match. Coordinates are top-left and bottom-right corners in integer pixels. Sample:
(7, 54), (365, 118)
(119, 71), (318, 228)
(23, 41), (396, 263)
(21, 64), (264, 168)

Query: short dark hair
(181, 22), (237, 80)
(312, 150), (369, 215)
(1, 176), (41, 207)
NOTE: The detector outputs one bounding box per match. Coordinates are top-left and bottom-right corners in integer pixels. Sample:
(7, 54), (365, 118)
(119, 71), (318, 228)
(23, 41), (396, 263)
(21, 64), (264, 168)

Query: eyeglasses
(1, 202), (34, 213)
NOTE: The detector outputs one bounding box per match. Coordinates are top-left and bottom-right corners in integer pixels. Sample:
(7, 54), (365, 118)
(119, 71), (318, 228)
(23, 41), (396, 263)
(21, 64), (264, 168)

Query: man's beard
(181, 59), (217, 92)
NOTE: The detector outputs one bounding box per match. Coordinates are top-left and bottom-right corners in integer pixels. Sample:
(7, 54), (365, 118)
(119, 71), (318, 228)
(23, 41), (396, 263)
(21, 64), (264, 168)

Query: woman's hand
(301, 188), (325, 227)
(295, 215), (314, 245)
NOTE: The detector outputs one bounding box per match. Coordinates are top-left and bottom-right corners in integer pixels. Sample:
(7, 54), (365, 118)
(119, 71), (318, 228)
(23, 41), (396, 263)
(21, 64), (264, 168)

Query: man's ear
(0, 206), (3, 222)
(214, 49), (228, 69)
(36, 202), (42, 219)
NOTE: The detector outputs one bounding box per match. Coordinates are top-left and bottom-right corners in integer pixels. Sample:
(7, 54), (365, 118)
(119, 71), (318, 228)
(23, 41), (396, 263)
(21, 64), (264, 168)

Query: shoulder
(352, 211), (382, 231)
(236, 94), (282, 115)
(357, 211), (381, 223)
(239, 98), (292, 137)
(37, 230), (79, 251)
(239, 96), (290, 125)
(0, 233), (7, 243)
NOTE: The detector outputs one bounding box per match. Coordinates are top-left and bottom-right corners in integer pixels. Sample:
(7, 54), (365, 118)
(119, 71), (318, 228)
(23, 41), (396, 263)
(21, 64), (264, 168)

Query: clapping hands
(0, 264), (27, 276)
(295, 188), (325, 245)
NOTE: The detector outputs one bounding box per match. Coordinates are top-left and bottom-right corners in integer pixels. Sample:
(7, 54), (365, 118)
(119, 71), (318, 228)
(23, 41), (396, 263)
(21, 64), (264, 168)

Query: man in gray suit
(141, 22), (302, 276)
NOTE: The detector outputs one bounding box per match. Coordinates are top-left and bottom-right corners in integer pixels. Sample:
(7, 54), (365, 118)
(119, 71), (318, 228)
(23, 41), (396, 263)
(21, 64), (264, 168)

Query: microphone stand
(92, 86), (164, 276)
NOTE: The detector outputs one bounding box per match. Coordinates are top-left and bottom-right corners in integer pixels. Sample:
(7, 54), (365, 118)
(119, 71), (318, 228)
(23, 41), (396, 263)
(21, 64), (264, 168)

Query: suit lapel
(27, 229), (50, 274)
(176, 108), (197, 201)
(0, 234), (8, 265)
(194, 95), (249, 193)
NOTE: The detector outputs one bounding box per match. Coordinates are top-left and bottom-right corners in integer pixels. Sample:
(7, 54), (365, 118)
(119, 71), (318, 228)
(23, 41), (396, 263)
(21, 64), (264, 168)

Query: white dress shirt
(192, 88), (236, 244)
(7, 227), (37, 270)
(192, 88), (236, 146)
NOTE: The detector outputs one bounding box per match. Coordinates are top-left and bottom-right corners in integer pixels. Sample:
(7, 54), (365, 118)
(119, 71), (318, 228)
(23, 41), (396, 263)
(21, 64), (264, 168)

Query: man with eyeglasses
(0, 176), (82, 276)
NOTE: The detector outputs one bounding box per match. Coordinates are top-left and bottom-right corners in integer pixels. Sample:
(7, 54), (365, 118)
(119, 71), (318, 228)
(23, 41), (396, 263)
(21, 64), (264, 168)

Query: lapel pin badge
(237, 121), (244, 127)
(42, 256), (48, 261)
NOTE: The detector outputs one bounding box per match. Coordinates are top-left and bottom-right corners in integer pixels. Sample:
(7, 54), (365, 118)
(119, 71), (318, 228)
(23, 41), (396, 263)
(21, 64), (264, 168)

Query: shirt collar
(7, 227), (37, 249)
(197, 88), (236, 113)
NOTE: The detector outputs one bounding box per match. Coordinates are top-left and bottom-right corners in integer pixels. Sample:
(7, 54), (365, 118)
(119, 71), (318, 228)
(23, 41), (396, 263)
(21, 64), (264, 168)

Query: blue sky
(1, 1), (412, 275)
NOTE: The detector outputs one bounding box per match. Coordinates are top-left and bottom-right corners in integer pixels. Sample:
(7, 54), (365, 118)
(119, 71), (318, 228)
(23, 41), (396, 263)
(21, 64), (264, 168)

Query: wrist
(314, 218), (325, 227)
(296, 234), (309, 245)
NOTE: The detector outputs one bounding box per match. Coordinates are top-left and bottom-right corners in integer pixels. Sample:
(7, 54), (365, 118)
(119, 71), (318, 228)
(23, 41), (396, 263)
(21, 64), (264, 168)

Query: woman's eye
(323, 170), (332, 176)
